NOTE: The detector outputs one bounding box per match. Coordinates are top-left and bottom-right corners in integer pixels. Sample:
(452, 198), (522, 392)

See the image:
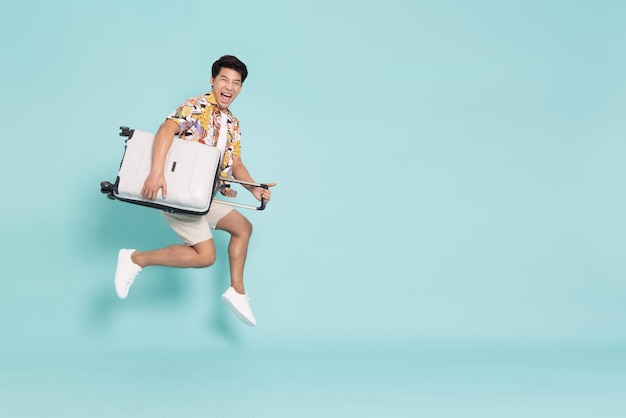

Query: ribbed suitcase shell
(114, 130), (220, 215)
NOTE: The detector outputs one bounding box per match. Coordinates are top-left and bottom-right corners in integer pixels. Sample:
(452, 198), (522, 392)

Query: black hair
(212, 55), (248, 83)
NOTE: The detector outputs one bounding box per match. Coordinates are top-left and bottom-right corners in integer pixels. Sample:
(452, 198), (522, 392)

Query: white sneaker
(114, 249), (142, 299)
(221, 287), (257, 326)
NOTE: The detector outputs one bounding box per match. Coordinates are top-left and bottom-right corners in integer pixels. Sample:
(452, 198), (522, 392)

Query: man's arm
(141, 119), (179, 200)
(232, 156), (276, 203)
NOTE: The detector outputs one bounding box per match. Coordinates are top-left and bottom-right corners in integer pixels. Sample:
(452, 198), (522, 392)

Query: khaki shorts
(161, 200), (234, 246)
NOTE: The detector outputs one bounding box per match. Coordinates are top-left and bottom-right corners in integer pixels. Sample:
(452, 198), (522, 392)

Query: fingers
(141, 181), (166, 200)
(262, 183), (276, 202)
(260, 187), (272, 202)
(141, 183), (150, 200)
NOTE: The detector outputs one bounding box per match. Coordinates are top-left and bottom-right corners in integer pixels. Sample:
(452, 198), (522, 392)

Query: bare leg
(215, 210), (253, 294)
(130, 239), (216, 269)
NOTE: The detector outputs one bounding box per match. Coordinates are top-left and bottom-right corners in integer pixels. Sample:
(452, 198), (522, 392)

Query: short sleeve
(166, 98), (198, 133)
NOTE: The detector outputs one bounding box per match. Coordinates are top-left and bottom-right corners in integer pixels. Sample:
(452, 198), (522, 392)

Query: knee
(194, 248), (216, 268)
(233, 218), (253, 239)
(242, 219), (253, 238)
(199, 253), (216, 268)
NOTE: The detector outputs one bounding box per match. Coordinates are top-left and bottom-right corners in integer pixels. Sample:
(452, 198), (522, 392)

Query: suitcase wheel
(100, 181), (114, 194)
(119, 126), (134, 138)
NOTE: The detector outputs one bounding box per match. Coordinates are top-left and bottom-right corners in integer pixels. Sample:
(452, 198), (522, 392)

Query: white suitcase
(101, 127), (267, 214)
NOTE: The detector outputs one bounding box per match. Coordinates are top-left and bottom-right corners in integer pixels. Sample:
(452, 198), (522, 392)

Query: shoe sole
(221, 295), (256, 326)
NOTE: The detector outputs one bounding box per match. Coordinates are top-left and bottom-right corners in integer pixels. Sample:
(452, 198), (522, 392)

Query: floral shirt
(167, 92), (241, 198)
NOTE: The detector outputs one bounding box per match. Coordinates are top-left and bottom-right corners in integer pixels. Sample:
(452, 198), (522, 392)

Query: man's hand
(141, 171), (168, 200)
(141, 119), (178, 200)
(252, 182), (277, 203)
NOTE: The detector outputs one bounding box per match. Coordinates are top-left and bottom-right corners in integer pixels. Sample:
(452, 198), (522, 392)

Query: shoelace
(125, 267), (141, 285)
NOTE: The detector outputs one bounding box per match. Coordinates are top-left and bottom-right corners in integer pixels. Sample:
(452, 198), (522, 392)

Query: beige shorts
(161, 200), (234, 246)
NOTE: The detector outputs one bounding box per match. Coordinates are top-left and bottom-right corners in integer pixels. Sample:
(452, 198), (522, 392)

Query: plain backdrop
(0, 0), (625, 357)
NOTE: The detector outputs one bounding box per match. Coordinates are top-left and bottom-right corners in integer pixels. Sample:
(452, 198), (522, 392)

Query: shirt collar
(206, 92), (232, 117)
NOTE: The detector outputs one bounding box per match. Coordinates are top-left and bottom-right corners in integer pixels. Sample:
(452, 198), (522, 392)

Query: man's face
(211, 67), (243, 111)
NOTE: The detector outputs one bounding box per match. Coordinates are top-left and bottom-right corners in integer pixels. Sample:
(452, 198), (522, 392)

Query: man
(113, 55), (275, 327)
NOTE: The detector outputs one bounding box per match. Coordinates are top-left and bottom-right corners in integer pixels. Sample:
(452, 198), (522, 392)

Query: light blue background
(1, 0), (625, 416)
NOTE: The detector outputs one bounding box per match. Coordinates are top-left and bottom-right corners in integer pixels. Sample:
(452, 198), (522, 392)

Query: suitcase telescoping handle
(217, 177), (269, 211)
